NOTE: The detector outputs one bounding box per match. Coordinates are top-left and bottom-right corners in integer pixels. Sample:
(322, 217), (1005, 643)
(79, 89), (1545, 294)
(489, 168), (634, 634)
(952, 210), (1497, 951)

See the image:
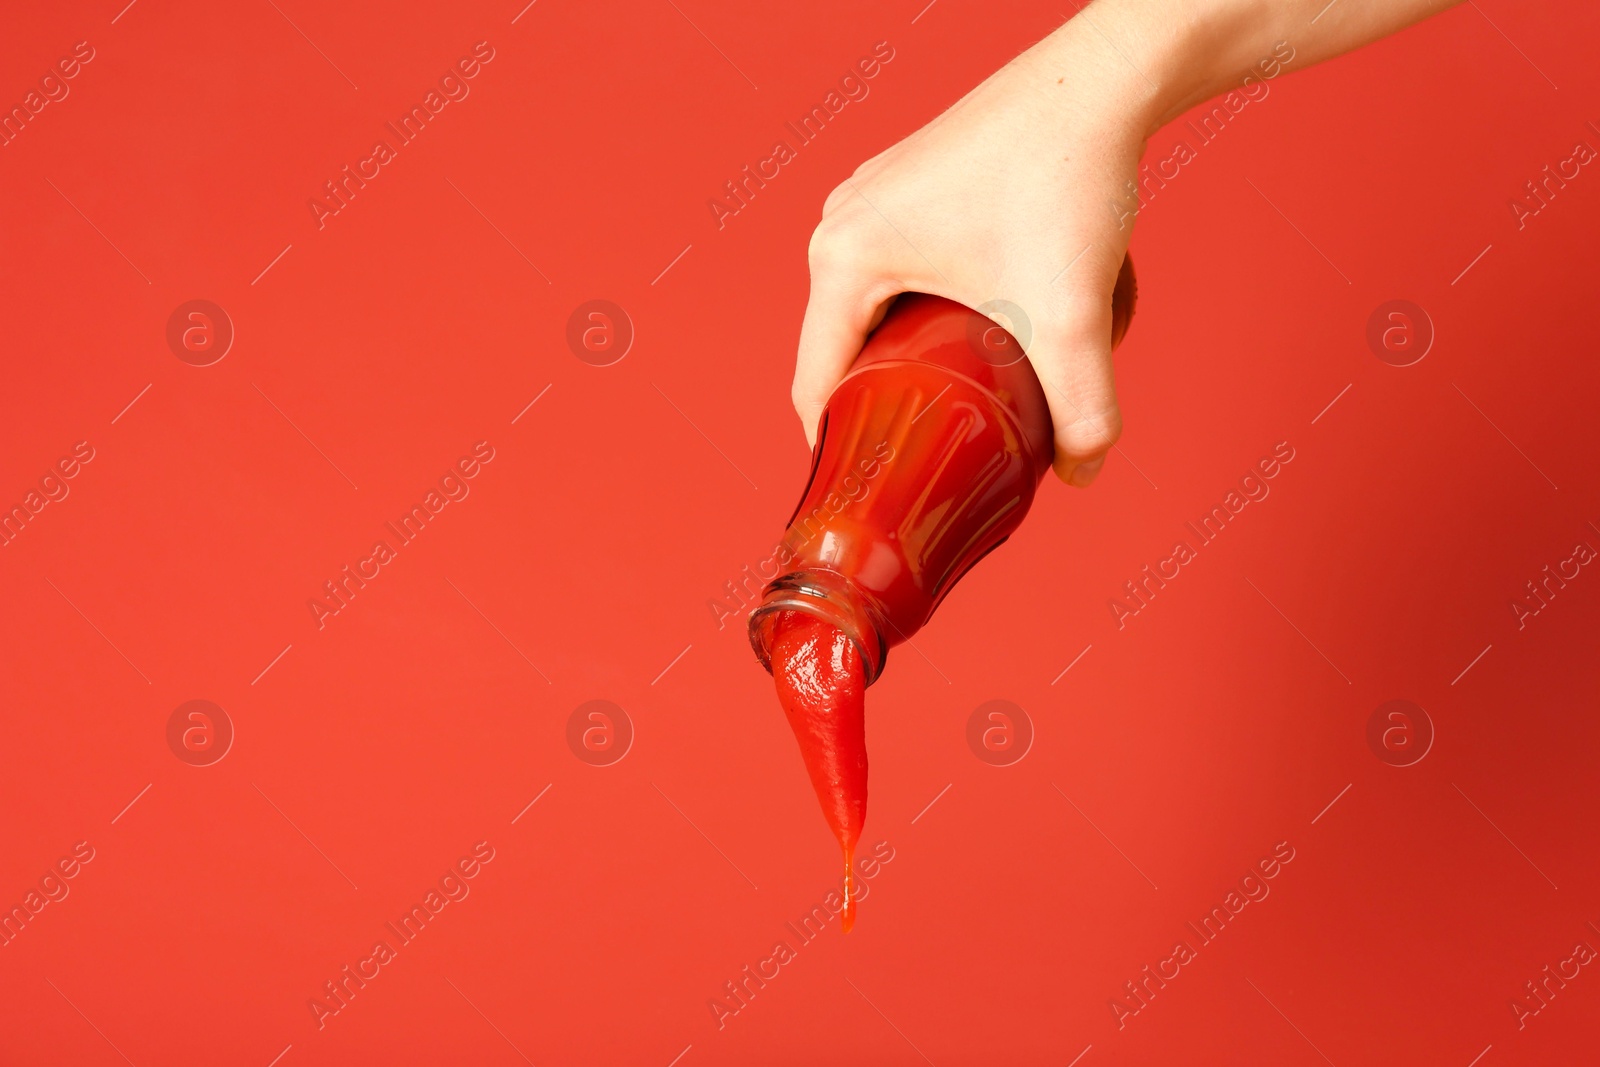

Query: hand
(795, 20), (1153, 487)
(792, 0), (1461, 487)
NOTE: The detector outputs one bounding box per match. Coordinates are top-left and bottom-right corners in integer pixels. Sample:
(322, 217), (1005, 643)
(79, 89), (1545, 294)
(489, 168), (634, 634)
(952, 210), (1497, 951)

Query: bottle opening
(748, 570), (888, 687)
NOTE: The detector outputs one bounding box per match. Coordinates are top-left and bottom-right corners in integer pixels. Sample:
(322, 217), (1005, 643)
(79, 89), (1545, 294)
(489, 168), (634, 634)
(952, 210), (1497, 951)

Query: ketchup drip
(769, 612), (868, 933)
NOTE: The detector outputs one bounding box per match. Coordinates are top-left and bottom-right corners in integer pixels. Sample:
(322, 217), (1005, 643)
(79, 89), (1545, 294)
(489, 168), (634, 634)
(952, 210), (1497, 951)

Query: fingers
(1026, 291), (1123, 488)
(793, 226), (901, 447)
(794, 174), (1131, 481)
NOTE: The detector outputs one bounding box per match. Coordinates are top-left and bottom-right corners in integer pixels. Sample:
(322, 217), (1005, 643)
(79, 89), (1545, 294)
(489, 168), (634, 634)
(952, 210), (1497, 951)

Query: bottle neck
(747, 569), (888, 686)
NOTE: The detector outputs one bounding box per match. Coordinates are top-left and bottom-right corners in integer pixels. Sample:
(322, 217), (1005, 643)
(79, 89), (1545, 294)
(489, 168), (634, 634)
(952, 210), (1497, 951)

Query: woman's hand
(792, 0), (1460, 486)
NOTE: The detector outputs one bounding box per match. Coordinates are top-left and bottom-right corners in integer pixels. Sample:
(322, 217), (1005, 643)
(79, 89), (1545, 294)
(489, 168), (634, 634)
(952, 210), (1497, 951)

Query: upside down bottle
(748, 256), (1137, 930)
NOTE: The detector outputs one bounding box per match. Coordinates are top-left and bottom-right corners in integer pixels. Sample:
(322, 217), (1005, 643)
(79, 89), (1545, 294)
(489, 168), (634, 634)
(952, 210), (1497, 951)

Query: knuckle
(808, 198), (886, 274)
(807, 215), (862, 271)
(821, 181), (856, 216)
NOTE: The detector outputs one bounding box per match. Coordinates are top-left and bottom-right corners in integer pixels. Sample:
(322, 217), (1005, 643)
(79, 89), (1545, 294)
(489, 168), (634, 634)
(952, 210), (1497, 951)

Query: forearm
(1030, 0), (1463, 137)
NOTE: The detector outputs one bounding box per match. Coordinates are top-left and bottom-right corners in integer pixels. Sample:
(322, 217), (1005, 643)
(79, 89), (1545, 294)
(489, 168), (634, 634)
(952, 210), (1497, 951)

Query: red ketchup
(751, 258), (1138, 930)
(768, 613), (868, 931)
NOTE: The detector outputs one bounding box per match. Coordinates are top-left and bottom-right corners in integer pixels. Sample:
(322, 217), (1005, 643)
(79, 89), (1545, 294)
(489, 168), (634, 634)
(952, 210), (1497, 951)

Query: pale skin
(794, 0), (1463, 486)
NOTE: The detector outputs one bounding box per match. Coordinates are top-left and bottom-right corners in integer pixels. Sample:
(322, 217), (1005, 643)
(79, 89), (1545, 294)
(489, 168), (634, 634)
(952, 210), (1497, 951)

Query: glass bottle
(749, 256), (1137, 681)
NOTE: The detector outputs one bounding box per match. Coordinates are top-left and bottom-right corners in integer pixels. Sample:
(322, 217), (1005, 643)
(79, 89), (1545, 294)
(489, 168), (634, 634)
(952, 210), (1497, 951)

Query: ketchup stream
(769, 612), (867, 933)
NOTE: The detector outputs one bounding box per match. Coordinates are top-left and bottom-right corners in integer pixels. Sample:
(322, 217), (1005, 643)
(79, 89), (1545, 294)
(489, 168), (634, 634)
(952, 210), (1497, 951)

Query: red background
(2, 1), (1598, 1064)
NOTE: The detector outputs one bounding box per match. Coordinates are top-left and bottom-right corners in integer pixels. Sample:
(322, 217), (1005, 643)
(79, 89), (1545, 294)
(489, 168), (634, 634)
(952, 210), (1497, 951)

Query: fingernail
(1069, 455), (1106, 487)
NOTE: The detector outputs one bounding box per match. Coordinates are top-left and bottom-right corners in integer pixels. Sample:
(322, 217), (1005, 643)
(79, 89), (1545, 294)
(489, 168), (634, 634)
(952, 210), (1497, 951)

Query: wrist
(1044, 0), (1287, 136)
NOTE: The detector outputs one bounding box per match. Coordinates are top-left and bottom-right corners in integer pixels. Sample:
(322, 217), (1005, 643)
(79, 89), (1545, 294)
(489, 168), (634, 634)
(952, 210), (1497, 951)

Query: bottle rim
(748, 570), (888, 687)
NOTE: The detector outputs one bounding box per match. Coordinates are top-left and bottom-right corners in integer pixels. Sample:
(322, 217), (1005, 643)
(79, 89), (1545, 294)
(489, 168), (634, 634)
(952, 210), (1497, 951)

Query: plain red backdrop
(1, 1), (1597, 1064)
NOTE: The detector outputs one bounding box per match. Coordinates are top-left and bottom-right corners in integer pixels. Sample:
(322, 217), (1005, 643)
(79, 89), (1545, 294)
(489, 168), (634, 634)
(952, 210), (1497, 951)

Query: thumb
(1025, 293), (1123, 487)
